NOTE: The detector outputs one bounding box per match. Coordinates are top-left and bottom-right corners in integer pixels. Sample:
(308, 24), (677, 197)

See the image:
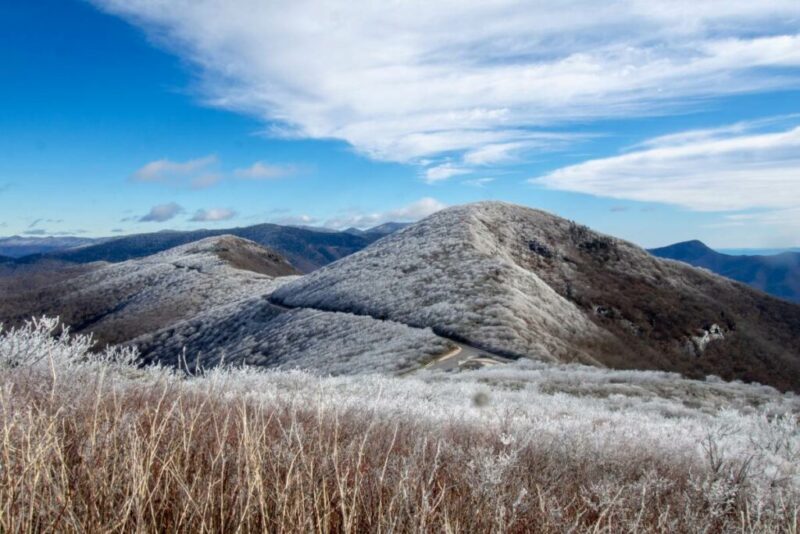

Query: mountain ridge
(14, 223), (381, 273)
(0, 235), (300, 346)
(0, 236), (105, 258)
(650, 240), (800, 303)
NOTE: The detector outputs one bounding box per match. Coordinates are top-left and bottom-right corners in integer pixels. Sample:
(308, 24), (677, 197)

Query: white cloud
(424, 164), (470, 183)
(190, 174), (223, 190)
(269, 214), (319, 226)
(139, 202), (183, 222)
(463, 177), (495, 188)
(234, 162), (296, 180)
(534, 122), (800, 212)
(133, 156), (217, 183)
(190, 208), (237, 222)
(326, 198), (446, 228)
(93, 0), (800, 172)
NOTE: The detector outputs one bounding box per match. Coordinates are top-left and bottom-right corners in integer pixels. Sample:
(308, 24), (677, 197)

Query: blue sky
(1, 0), (799, 248)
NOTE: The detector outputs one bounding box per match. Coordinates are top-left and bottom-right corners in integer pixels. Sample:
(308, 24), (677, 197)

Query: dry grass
(0, 319), (798, 533)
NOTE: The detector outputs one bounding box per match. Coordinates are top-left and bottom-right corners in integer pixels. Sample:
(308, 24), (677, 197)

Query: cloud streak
(133, 156), (218, 183)
(133, 156), (296, 188)
(139, 202), (183, 222)
(234, 162), (296, 180)
(534, 122), (800, 212)
(325, 197), (446, 228)
(190, 208), (237, 222)
(93, 0), (800, 178)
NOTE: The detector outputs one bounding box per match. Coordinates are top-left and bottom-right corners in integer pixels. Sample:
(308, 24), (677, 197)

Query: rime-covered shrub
(0, 318), (797, 532)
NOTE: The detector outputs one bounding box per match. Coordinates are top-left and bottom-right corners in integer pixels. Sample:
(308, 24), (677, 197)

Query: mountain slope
(18, 224), (378, 273)
(0, 236), (299, 346)
(272, 202), (800, 391)
(650, 240), (800, 303)
(134, 303), (455, 375)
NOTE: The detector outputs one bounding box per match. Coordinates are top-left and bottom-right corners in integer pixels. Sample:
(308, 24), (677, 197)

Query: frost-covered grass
(0, 318), (798, 532)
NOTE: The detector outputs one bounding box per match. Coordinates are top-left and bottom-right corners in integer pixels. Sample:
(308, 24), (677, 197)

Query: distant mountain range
(0, 236), (105, 258)
(344, 222), (411, 237)
(6, 222), (405, 273)
(650, 240), (800, 303)
(717, 247), (800, 256)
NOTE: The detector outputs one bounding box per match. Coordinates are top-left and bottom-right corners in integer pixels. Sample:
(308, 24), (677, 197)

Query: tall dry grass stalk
(0, 318), (797, 532)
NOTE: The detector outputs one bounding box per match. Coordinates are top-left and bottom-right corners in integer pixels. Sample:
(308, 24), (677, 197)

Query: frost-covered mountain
(273, 202), (800, 391)
(0, 236), (299, 346)
(134, 303), (454, 375)
(2, 235), (453, 374)
(650, 240), (800, 303)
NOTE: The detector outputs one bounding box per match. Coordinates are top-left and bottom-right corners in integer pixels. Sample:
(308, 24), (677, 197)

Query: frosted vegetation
(273, 203), (605, 362)
(1, 236), (296, 345)
(0, 318), (797, 532)
(273, 202), (800, 391)
(134, 300), (455, 375)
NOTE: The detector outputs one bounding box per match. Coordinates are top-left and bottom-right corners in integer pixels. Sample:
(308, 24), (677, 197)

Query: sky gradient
(1, 0), (799, 248)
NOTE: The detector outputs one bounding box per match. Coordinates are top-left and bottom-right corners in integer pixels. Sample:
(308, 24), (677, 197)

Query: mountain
(18, 223), (379, 273)
(344, 222), (411, 237)
(0, 236), (104, 258)
(650, 240), (800, 303)
(1, 235), (454, 374)
(365, 222), (412, 236)
(272, 202), (800, 391)
(0, 236), (299, 346)
(0, 258), (99, 296)
(718, 247), (800, 256)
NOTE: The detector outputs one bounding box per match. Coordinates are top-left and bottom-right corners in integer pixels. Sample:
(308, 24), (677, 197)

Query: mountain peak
(156, 235), (300, 277)
(656, 239), (715, 254)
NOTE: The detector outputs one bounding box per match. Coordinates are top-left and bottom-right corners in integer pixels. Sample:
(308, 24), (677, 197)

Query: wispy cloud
(234, 162), (296, 180)
(189, 208), (237, 222)
(93, 0), (800, 178)
(139, 202), (183, 222)
(269, 214), (319, 226)
(424, 164), (470, 183)
(190, 174), (223, 190)
(325, 198), (446, 229)
(133, 155), (218, 184)
(534, 122), (800, 212)
(462, 177), (495, 188)
(28, 218), (63, 229)
(133, 156), (296, 188)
